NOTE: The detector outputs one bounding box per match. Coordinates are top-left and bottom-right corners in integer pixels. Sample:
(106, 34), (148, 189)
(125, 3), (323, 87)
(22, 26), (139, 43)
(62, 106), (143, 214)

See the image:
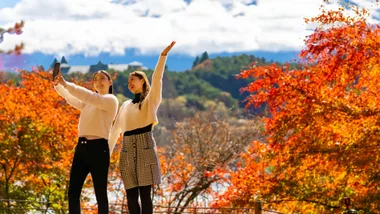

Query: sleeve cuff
(64, 81), (75, 90)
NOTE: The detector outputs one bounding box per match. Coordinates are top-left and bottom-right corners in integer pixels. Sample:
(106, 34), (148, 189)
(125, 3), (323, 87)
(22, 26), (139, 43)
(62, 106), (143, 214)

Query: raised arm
(53, 70), (118, 111)
(148, 55), (167, 105)
(54, 84), (85, 110)
(63, 82), (118, 111)
(148, 41), (175, 106)
(108, 103), (126, 155)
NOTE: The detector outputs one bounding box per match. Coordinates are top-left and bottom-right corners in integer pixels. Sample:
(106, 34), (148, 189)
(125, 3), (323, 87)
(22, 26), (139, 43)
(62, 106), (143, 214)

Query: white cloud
(0, 0), (378, 57)
(117, 0), (188, 17)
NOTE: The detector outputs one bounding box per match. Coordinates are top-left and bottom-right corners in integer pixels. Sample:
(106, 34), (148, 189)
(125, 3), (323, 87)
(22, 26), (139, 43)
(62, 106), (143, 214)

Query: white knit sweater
(108, 55), (167, 154)
(54, 82), (119, 141)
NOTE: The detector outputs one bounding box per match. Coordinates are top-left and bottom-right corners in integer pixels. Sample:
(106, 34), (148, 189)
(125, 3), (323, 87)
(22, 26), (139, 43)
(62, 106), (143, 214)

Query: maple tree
(0, 21), (24, 85)
(0, 21), (24, 55)
(214, 2), (380, 213)
(0, 69), (79, 213)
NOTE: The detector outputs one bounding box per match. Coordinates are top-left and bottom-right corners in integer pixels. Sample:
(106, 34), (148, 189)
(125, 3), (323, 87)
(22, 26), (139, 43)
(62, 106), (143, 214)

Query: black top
(132, 93), (141, 104)
(124, 124), (152, 136)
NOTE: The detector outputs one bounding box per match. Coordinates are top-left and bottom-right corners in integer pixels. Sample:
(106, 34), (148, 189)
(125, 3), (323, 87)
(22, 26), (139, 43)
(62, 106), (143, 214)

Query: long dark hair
(93, 70), (113, 94)
(130, 71), (150, 110)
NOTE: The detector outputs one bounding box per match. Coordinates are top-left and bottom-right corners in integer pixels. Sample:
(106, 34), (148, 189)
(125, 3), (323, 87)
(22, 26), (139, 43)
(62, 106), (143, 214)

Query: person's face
(93, 72), (111, 94)
(128, 75), (144, 94)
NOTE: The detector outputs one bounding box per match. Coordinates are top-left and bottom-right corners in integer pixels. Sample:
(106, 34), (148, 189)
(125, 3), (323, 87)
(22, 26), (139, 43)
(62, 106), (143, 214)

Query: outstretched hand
(161, 41), (176, 56)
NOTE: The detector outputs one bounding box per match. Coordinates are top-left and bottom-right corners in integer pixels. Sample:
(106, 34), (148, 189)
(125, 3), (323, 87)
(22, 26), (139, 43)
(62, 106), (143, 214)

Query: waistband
(123, 124), (153, 136)
(78, 137), (107, 143)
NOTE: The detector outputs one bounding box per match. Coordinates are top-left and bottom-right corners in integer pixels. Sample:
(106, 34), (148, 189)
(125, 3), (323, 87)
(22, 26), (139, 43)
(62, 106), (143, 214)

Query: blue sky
(0, 0), (17, 8)
(0, 0), (379, 72)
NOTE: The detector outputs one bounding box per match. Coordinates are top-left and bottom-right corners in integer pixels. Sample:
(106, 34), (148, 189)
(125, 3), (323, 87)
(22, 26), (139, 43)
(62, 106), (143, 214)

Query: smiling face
(93, 71), (112, 94)
(128, 74), (145, 94)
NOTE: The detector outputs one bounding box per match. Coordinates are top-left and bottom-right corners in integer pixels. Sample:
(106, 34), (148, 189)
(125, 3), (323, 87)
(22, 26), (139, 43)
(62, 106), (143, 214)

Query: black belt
(78, 137), (107, 142)
(123, 124), (152, 136)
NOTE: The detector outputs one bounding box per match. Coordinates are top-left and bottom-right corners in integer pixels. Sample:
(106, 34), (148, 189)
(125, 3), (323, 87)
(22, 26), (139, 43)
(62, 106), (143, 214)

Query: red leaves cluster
(214, 3), (380, 213)
(0, 21), (25, 55)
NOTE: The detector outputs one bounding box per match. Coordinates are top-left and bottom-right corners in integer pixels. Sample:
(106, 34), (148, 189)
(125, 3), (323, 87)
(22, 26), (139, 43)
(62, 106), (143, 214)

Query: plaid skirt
(119, 132), (162, 190)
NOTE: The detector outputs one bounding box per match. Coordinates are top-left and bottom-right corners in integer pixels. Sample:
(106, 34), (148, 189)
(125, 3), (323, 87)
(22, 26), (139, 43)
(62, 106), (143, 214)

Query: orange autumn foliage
(214, 3), (380, 214)
(0, 70), (79, 211)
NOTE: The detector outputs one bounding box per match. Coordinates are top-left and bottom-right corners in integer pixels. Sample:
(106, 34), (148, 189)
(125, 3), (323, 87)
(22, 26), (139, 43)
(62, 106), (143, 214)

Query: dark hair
(93, 70), (113, 94)
(130, 71), (150, 110)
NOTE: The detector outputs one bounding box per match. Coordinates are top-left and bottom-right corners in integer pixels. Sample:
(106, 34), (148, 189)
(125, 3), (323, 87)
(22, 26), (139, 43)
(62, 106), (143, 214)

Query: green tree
(199, 51), (209, 63)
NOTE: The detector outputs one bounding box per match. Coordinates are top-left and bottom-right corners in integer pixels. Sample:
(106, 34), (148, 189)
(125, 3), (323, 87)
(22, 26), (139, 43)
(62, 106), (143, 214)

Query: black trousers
(126, 185), (153, 214)
(68, 137), (110, 214)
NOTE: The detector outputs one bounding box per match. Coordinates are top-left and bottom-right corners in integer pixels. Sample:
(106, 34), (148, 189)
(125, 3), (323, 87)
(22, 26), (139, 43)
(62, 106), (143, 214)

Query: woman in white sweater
(54, 70), (118, 214)
(108, 41), (175, 214)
